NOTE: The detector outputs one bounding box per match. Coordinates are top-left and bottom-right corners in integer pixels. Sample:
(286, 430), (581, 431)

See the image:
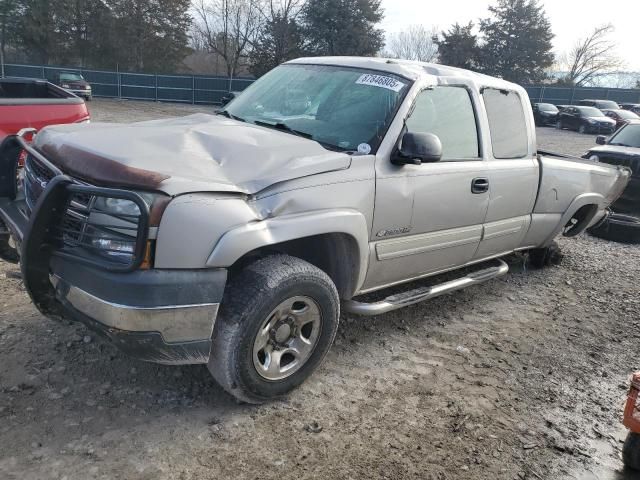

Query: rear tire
(208, 254), (340, 404)
(555, 120), (563, 130)
(588, 213), (640, 244)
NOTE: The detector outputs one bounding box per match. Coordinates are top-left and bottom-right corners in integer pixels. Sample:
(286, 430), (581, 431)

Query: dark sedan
(532, 103), (559, 126)
(603, 109), (640, 131)
(556, 106), (616, 134)
(584, 120), (640, 216)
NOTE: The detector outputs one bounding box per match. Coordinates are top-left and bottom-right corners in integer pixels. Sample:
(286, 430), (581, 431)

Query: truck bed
(0, 78), (89, 141)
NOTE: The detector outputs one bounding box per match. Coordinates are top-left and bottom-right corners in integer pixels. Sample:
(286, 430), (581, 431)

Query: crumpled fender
(206, 208), (370, 293)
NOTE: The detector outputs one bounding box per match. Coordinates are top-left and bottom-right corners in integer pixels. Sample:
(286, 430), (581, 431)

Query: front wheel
(555, 120), (563, 130)
(208, 255), (340, 403)
(624, 432), (640, 471)
(579, 125), (587, 134)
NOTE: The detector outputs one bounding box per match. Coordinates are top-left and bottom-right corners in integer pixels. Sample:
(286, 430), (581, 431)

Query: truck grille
(23, 154), (149, 271)
(24, 154), (57, 215)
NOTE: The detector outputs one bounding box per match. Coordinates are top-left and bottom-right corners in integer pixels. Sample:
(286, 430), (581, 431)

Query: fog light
(91, 237), (135, 256)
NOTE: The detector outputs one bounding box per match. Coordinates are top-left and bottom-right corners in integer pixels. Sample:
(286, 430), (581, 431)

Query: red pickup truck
(0, 78), (90, 143)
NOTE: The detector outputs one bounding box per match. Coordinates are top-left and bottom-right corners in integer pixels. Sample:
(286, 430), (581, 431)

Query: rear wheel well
(228, 233), (361, 299)
(563, 204), (599, 237)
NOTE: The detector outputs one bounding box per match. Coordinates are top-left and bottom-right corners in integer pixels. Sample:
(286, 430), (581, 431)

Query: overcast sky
(380, 0), (640, 70)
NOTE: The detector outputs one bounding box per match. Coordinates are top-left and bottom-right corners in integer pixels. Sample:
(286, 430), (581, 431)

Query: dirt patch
(1, 101), (638, 480)
(87, 98), (214, 123)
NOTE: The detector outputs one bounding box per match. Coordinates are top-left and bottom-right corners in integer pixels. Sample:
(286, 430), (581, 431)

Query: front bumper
(49, 260), (226, 364)
(66, 88), (92, 98)
(0, 135), (226, 365)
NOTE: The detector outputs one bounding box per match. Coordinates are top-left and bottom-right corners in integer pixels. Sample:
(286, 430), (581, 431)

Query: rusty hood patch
(33, 114), (352, 195)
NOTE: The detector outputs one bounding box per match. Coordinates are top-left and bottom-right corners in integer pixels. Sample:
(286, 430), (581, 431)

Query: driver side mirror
(392, 132), (443, 165)
(596, 135), (607, 145)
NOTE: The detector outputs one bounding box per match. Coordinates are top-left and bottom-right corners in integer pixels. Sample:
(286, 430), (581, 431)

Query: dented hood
(33, 114), (352, 195)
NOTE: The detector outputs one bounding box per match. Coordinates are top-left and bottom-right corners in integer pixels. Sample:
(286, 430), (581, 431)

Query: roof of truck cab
(286, 56), (523, 92)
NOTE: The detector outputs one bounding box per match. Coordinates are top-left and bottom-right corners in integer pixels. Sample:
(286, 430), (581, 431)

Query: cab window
(482, 88), (529, 159)
(405, 86), (479, 160)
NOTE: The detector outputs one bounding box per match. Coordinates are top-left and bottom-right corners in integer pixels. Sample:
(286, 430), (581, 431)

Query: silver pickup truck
(0, 57), (630, 403)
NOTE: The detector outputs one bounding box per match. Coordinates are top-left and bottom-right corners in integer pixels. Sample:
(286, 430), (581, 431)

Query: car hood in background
(33, 114), (352, 196)
(590, 144), (640, 162)
(585, 116), (616, 123)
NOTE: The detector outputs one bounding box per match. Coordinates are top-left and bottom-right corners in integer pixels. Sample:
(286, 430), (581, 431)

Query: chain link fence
(2, 63), (255, 105)
(524, 85), (640, 105)
(4, 63), (640, 107)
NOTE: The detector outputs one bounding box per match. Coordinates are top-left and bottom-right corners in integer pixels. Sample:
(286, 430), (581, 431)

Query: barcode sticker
(355, 74), (405, 92)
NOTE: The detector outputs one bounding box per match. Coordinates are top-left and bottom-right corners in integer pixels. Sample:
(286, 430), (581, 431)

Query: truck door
(364, 85), (490, 290)
(473, 88), (538, 259)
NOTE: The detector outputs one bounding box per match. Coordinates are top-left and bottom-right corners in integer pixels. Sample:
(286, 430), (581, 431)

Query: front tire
(208, 254), (340, 403)
(579, 125), (587, 134)
(624, 432), (640, 471)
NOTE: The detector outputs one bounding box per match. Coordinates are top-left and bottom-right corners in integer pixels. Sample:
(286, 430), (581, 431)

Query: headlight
(85, 86), (91, 90)
(62, 84), (70, 88)
(589, 155), (599, 162)
(587, 119), (596, 124)
(94, 192), (156, 216)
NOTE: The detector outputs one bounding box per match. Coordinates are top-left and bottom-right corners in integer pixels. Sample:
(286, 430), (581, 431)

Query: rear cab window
(482, 88), (529, 159)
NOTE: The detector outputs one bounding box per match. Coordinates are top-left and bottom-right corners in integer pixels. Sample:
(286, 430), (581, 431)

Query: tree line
(0, 0), (634, 87)
(0, 0), (191, 73)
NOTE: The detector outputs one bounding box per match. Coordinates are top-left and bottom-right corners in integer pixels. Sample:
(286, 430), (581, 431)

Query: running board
(344, 259), (509, 316)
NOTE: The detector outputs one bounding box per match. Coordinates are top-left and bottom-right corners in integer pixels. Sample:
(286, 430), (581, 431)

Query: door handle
(471, 177), (489, 194)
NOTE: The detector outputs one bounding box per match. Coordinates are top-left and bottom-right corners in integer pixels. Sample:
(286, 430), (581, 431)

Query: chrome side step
(344, 259), (509, 316)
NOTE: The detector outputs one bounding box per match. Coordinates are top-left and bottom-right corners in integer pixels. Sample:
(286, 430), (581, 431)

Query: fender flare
(206, 209), (370, 293)
(541, 193), (604, 245)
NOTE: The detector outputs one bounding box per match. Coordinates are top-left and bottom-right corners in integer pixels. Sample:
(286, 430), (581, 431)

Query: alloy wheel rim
(252, 296), (322, 381)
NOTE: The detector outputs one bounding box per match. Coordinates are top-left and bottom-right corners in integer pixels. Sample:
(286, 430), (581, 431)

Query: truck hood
(33, 114), (352, 196)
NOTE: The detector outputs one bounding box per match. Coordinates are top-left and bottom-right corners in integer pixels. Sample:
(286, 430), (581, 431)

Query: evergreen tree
(0, 0), (23, 65)
(479, 0), (554, 84)
(434, 22), (480, 70)
(250, 14), (303, 77)
(302, 0), (384, 57)
(20, 0), (67, 64)
(107, 0), (191, 72)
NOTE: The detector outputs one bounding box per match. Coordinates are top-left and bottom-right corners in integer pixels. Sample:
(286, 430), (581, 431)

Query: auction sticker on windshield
(356, 74), (406, 92)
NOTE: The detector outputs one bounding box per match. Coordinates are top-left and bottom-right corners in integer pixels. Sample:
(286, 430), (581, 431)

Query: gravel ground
(1, 100), (639, 480)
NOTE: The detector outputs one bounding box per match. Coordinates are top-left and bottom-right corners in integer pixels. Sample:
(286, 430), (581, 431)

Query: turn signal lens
(139, 241), (155, 270)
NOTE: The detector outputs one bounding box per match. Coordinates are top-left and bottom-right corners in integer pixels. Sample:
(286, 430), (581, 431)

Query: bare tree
(259, 0), (304, 22)
(560, 24), (625, 87)
(386, 25), (438, 63)
(193, 0), (264, 78)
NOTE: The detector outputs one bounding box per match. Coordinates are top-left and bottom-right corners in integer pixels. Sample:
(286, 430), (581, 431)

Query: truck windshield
(609, 124), (640, 148)
(225, 64), (411, 153)
(60, 73), (84, 82)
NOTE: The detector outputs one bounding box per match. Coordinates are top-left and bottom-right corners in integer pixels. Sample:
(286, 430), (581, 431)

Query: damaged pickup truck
(0, 57), (630, 403)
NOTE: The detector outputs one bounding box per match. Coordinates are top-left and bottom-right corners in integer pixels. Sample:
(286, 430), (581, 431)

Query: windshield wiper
(252, 120), (356, 154)
(609, 142), (631, 147)
(315, 141), (356, 154)
(216, 109), (246, 122)
(253, 120), (313, 139)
